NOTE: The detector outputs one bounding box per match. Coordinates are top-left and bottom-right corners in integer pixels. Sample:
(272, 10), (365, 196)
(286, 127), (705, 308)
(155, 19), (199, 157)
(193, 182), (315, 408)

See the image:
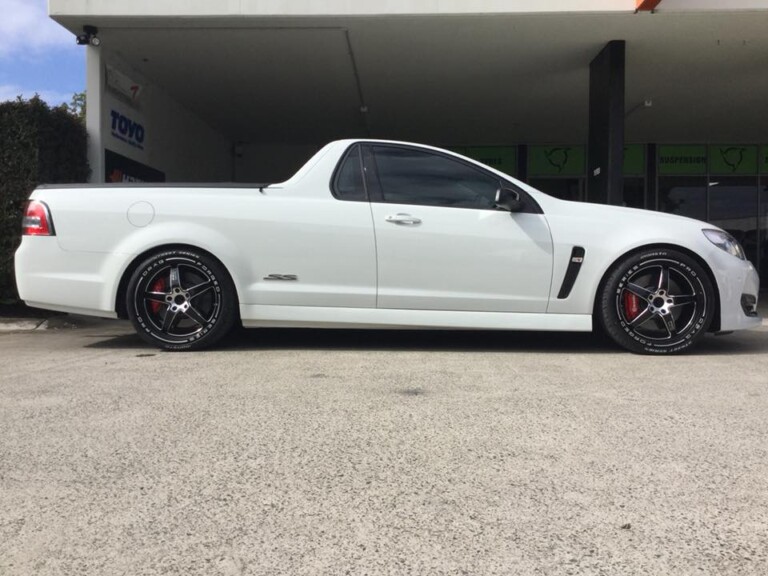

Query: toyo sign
(110, 109), (146, 150)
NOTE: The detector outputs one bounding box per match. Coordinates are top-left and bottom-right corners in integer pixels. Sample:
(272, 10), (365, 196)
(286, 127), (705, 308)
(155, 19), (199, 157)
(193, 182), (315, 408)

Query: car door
(365, 144), (554, 313)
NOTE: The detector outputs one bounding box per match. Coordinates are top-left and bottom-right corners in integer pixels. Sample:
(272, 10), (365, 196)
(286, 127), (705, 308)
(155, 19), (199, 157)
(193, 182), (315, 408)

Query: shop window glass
(622, 177), (645, 209)
(760, 177), (768, 285)
(658, 176), (707, 221)
(708, 177), (758, 266)
(528, 178), (583, 202)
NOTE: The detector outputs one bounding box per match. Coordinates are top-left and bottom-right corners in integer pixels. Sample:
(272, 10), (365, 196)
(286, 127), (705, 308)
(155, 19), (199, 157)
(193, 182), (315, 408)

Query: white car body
(15, 139), (761, 349)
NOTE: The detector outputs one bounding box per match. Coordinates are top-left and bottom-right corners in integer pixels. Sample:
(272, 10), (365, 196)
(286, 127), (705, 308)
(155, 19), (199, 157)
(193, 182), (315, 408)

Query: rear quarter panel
(24, 140), (368, 314)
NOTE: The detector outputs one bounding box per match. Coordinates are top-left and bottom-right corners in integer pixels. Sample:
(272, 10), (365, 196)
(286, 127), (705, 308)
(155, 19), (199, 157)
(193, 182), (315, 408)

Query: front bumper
(714, 252), (761, 332)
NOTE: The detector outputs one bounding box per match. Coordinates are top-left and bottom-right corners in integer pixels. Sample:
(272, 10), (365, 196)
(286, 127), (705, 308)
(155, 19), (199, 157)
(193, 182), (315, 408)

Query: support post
(587, 40), (625, 205)
(517, 145), (528, 183)
(85, 46), (105, 183)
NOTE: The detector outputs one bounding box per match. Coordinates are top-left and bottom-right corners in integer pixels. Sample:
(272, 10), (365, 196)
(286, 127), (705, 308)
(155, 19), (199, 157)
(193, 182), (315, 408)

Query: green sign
(658, 145), (707, 175)
(461, 146), (517, 177)
(760, 146), (768, 174)
(709, 145), (757, 175)
(528, 145), (585, 177)
(623, 144), (645, 176)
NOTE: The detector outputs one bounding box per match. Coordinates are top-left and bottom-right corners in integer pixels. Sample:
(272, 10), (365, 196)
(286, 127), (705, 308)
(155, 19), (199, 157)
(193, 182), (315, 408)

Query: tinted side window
(372, 146), (500, 209)
(333, 145), (367, 201)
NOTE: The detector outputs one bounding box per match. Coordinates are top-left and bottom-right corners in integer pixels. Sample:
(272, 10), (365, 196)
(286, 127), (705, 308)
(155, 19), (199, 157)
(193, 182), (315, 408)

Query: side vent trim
(557, 247), (586, 299)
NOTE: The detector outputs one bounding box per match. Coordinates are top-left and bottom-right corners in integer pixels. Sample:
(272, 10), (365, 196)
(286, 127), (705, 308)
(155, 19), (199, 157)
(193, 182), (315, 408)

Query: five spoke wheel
(142, 266), (217, 336)
(599, 249), (714, 354)
(126, 250), (236, 350)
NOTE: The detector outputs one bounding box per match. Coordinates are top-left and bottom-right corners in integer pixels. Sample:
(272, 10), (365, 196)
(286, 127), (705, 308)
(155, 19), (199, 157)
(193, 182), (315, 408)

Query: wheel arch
(592, 243), (722, 332)
(115, 243), (240, 320)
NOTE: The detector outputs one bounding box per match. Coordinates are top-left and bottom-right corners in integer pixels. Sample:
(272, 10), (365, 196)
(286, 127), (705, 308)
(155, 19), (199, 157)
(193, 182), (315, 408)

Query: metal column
(587, 40), (625, 205)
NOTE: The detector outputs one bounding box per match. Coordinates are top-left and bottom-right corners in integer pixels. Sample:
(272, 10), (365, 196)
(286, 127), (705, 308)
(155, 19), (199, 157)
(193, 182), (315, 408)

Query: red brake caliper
(624, 291), (641, 321)
(150, 278), (165, 314)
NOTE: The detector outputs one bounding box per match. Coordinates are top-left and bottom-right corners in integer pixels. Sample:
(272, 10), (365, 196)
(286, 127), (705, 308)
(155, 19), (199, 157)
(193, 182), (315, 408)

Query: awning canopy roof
(51, 8), (768, 146)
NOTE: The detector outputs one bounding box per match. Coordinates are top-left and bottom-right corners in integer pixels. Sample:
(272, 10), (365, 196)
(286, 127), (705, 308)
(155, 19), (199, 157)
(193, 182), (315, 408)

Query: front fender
(544, 211), (719, 316)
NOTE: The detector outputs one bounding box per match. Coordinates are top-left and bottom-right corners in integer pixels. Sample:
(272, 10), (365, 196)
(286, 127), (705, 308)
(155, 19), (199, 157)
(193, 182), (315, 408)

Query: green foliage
(66, 91), (86, 123)
(0, 95), (89, 301)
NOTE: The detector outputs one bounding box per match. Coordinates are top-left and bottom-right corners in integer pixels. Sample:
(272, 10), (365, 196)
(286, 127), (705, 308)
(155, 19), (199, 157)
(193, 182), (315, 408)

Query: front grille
(740, 294), (758, 317)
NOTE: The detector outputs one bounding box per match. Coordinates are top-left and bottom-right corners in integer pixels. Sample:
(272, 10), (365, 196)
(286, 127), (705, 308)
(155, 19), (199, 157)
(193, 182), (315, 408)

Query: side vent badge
(557, 247), (586, 299)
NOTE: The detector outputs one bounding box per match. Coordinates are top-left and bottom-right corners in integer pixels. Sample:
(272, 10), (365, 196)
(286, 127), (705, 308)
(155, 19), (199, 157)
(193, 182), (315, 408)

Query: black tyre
(126, 249), (237, 351)
(598, 248), (715, 354)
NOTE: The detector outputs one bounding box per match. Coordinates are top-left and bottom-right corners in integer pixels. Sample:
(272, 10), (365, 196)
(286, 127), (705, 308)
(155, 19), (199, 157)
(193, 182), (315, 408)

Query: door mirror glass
(495, 188), (523, 212)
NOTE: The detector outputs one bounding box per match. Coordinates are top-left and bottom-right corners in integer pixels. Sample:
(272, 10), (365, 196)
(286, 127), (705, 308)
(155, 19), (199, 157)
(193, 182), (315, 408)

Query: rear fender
(101, 222), (246, 313)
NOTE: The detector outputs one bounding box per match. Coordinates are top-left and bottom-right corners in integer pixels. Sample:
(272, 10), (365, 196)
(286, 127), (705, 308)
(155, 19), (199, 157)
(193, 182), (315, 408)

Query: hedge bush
(0, 96), (89, 302)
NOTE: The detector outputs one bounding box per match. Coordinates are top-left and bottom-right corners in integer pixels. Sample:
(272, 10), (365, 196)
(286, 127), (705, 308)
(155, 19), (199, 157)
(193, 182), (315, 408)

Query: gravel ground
(1, 320), (767, 575)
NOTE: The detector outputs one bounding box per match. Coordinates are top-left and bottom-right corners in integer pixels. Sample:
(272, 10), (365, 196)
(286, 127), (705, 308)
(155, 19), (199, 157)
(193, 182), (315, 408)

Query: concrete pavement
(1, 318), (767, 575)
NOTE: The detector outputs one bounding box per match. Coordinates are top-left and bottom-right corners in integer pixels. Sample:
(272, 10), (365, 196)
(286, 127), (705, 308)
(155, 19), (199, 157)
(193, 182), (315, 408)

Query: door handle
(385, 213), (422, 225)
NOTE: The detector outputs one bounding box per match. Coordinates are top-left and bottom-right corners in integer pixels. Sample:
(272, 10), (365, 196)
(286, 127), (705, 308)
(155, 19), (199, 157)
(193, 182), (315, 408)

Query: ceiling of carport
(54, 11), (768, 146)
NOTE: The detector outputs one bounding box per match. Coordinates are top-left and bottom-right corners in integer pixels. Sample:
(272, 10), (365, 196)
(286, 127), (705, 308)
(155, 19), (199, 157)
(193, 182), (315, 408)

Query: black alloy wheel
(126, 249), (237, 350)
(598, 248), (715, 354)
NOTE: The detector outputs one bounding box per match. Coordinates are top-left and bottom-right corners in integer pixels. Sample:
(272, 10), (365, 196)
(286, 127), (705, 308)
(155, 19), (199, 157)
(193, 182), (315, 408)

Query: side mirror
(495, 188), (523, 212)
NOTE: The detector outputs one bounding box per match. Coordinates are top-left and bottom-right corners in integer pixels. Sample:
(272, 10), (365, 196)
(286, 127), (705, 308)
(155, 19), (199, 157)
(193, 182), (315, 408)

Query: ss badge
(263, 274), (298, 281)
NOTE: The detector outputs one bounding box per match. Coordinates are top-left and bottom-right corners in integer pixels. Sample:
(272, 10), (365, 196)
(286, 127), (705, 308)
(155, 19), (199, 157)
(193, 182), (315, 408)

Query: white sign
(106, 65), (143, 105)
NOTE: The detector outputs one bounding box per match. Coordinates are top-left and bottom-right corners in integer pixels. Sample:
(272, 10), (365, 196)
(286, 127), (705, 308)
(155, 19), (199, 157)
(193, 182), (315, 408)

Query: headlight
(702, 229), (746, 260)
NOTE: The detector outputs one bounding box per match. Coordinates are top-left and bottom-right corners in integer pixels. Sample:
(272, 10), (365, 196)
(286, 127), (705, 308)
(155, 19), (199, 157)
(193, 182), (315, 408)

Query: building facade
(49, 0), (768, 284)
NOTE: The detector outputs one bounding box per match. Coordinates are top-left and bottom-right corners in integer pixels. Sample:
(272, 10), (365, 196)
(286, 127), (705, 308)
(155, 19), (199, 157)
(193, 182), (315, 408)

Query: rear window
(333, 145), (367, 201)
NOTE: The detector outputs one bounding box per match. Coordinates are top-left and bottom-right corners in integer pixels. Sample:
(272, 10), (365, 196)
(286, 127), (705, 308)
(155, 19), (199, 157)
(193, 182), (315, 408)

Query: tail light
(22, 200), (56, 236)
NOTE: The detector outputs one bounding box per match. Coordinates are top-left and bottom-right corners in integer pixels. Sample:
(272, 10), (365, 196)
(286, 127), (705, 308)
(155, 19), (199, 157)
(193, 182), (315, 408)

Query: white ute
(15, 140), (761, 353)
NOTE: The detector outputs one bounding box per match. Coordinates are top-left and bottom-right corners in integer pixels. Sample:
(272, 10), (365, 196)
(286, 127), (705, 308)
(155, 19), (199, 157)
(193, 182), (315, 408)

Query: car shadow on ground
(229, 328), (621, 354)
(84, 326), (767, 356)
